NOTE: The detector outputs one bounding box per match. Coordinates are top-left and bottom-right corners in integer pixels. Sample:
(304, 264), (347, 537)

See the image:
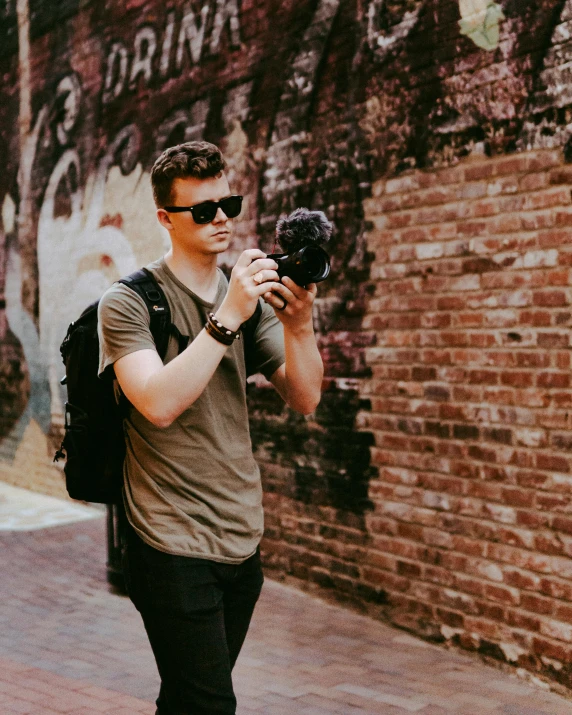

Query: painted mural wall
(3, 0), (572, 689)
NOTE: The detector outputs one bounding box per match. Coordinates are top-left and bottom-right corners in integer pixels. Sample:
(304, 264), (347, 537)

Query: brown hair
(151, 141), (226, 207)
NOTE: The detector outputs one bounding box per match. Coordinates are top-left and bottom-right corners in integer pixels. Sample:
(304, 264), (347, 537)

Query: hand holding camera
(217, 250), (281, 329)
(217, 208), (332, 328)
(260, 208), (332, 315)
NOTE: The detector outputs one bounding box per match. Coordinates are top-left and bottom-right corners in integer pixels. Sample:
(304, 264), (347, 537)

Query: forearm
(115, 250), (285, 427)
(141, 327), (229, 426)
(282, 322), (323, 414)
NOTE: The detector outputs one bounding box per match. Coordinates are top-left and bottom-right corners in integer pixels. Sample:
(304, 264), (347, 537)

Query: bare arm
(263, 277), (323, 415)
(114, 250), (281, 427)
(114, 333), (227, 428)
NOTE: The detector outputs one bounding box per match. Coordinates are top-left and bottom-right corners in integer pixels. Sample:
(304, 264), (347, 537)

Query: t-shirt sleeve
(98, 283), (156, 379)
(251, 300), (286, 380)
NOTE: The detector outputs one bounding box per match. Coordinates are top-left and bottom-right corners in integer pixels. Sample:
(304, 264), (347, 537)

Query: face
(157, 173), (235, 257)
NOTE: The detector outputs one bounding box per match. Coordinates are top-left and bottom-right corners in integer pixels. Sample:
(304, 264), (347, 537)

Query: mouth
(212, 231), (230, 238)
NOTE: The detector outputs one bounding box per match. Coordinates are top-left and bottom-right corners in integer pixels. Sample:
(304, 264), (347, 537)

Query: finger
(268, 282), (297, 305)
(264, 291), (288, 311)
(253, 281), (282, 297)
(281, 276), (317, 301)
(235, 248), (266, 267)
(280, 276), (308, 300)
(245, 257), (279, 274)
(251, 269), (279, 285)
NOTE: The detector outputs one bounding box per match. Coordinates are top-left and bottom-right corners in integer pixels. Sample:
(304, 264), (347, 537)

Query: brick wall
(363, 148), (572, 686)
(3, 0), (572, 690)
(260, 147), (572, 689)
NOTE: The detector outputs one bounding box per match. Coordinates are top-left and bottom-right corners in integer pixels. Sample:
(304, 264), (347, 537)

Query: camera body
(268, 245), (331, 286)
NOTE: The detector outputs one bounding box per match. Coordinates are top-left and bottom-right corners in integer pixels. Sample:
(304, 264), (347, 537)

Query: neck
(164, 246), (219, 300)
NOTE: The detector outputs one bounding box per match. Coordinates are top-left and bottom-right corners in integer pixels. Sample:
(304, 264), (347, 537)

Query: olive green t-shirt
(97, 258), (285, 564)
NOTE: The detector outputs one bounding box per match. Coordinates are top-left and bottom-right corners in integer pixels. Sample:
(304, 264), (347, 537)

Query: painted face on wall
(158, 174), (236, 257)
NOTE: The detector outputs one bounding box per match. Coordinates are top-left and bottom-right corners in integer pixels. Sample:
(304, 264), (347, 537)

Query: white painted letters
(55, 74), (82, 145)
(160, 11), (176, 77)
(210, 0), (240, 53)
(130, 27), (158, 88)
(176, 2), (210, 68)
(103, 42), (129, 104)
(102, 1), (243, 105)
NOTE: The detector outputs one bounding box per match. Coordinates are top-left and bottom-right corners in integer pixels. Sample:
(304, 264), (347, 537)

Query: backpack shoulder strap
(118, 269), (261, 367)
(118, 268), (173, 360)
(241, 299), (263, 378)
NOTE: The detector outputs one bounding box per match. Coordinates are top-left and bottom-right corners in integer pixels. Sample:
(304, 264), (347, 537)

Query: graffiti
(2, 0), (49, 456)
(175, 5), (209, 66)
(154, 100), (211, 157)
(2, 196), (48, 462)
(218, 81), (260, 265)
(4, 64), (97, 448)
(1, 67), (164, 475)
(102, 1), (241, 104)
(37, 122), (160, 426)
(16, 0), (33, 233)
(518, 0), (572, 152)
(3, 0), (572, 513)
(366, 0), (425, 61)
(458, 0), (505, 51)
(359, 0), (570, 171)
(103, 42), (129, 104)
(129, 27), (158, 90)
(210, 0), (240, 53)
(261, 0), (341, 225)
(54, 75), (82, 146)
(5, 240), (50, 439)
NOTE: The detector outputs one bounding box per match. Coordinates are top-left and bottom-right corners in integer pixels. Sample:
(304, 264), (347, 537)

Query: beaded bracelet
(205, 320), (234, 346)
(205, 313), (241, 346)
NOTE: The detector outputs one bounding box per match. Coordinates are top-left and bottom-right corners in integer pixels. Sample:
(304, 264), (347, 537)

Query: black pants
(123, 523), (264, 715)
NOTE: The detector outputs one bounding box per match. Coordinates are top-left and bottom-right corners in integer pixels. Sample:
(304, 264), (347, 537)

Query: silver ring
(253, 272), (264, 285)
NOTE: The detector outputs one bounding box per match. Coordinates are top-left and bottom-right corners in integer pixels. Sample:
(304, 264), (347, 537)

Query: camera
(269, 245), (331, 286)
(268, 208), (332, 286)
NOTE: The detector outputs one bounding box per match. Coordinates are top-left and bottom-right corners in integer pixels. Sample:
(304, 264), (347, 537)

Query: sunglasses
(163, 195), (243, 224)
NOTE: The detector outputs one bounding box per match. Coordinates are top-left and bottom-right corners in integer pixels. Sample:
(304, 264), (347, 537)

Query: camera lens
(269, 246), (331, 285)
(299, 246), (330, 283)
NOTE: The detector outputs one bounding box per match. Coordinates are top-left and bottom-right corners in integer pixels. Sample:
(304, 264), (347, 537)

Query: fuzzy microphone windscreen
(275, 208), (333, 253)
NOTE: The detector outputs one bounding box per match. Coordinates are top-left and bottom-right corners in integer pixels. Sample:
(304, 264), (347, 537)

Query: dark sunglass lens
(192, 202), (218, 224)
(220, 196), (242, 218)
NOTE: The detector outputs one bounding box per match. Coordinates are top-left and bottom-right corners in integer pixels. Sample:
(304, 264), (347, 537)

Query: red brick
(506, 609), (541, 633)
(532, 636), (572, 662)
(465, 163), (493, 181)
(537, 371), (571, 388)
(549, 167), (572, 184)
(555, 209), (572, 226)
(535, 454), (570, 472)
(500, 371), (534, 388)
(532, 290), (568, 307)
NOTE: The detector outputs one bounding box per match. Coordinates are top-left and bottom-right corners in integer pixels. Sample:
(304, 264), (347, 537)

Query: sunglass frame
(163, 195), (243, 224)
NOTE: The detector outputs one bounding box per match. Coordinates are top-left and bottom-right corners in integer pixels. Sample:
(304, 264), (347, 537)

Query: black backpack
(54, 267), (261, 504)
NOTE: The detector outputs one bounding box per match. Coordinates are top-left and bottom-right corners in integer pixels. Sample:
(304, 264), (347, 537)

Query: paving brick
(0, 520), (571, 714)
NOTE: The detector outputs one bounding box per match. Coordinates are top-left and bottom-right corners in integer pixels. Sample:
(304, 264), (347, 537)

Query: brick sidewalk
(1, 520), (572, 714)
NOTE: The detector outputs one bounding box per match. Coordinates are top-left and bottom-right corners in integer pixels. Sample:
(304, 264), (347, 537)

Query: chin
(209, 240), (231, 255)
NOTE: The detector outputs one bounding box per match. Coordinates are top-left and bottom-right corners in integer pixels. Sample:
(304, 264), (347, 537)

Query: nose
(213, 206), (229, 222)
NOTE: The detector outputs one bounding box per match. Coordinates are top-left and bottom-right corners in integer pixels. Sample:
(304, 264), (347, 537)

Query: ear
(157, 208), (174, 231)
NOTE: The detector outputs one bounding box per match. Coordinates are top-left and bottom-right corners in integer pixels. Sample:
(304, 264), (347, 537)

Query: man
(97, 141), (323, 714)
